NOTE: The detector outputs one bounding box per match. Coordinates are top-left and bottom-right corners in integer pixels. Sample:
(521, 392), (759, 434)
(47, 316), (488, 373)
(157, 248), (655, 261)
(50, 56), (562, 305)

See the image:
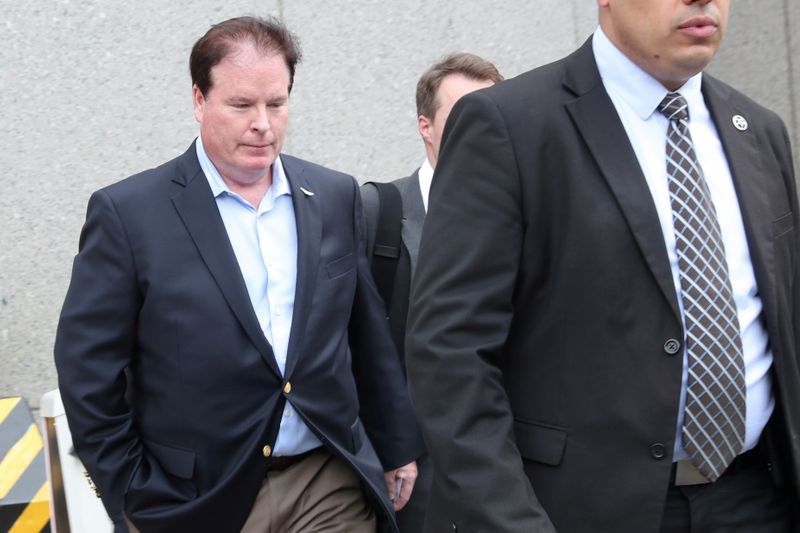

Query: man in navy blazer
(55, 16), (422, 533)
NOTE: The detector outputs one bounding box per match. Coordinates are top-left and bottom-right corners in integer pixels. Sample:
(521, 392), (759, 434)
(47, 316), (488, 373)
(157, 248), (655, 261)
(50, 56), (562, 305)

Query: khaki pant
(126, 448), (375, 533)
(241, 448), (375, 533)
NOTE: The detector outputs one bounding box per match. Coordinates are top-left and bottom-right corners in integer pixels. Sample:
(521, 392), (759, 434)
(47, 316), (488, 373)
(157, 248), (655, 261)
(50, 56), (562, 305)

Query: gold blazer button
(283, 382), (292, 394)
(262, 445), (272, 457)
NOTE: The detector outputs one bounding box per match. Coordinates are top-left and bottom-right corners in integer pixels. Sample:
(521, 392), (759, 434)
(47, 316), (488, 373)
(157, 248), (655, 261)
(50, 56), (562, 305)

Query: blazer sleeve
(55, 190), (195, 529)
(406, 90), (557, 531)
(780, 126), (800, 363)
(349, 177), (426, 470)
(54, 190), (144, 526)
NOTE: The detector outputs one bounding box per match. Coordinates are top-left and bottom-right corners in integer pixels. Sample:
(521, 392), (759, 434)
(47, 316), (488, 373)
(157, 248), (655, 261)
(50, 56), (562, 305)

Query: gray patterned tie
(658, 92), (745, 481)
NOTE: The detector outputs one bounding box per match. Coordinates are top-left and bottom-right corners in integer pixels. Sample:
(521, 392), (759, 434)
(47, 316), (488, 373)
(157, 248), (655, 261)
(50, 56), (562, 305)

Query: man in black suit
(361, 53), (502, 533)
(55, 16), (422, 533)
(406, 1), (799, 531)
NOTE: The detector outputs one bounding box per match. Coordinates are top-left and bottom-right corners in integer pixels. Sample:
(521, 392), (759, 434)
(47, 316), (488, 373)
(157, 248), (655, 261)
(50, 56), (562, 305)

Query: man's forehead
(217, 40), (284, 68)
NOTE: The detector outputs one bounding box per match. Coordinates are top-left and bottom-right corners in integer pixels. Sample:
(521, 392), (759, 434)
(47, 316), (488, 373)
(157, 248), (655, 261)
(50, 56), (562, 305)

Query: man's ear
(192, 84), (205, 123)
(418, 114), (433, 145)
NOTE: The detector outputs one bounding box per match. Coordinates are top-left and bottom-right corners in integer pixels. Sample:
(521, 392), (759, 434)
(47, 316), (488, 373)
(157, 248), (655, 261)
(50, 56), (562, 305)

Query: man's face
(420, 74), (496, 168)
(193, 41), (290, 186)
(598, 0), (729, 90)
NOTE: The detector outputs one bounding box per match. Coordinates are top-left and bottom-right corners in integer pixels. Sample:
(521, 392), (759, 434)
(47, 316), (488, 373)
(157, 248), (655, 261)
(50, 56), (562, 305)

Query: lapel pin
(732, 114), (748, 132)
(300, 187), (315, 197)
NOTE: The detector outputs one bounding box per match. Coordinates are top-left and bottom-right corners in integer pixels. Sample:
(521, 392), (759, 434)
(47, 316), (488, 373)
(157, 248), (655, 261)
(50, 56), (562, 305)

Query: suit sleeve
(55, 191), (195, 530)
(778, 125), (800, 373)
(54, 190), (143, 527)
(406, 91), (556, 531)
(349, 178), (426, 470)
(781, 127), (800, 355)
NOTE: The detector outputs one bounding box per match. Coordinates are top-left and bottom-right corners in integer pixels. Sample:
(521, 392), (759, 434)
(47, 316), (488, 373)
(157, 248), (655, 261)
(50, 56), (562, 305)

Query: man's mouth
(677, 16), (718, 39)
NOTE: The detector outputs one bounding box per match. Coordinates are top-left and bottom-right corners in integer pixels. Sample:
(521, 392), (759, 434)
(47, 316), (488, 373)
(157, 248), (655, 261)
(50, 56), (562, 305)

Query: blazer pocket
(773, 212), (794, 238)
(350, 417), (366, 453)
(513, 419), (567, 466)
(326, 253), (355, 279)
(144, 439), (196, 480)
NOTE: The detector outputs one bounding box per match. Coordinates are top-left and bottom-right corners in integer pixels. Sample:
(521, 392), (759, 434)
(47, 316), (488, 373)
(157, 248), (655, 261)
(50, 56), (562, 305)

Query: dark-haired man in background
(361, 51), (502, 533)
(407, 0), (799, 531)
(55, 15), (422, 533)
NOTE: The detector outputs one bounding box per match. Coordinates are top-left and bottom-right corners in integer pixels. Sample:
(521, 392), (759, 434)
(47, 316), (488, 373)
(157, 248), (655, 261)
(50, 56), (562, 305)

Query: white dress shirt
(418, 158), (434, 213)
(593, 27), (774, 461)
(196, 137), (321, 457)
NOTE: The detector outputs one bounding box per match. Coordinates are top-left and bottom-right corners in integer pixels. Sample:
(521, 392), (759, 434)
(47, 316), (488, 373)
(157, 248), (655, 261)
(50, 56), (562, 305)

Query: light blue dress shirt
(592, 28), (774, 461)
(196, 137), (321, 457)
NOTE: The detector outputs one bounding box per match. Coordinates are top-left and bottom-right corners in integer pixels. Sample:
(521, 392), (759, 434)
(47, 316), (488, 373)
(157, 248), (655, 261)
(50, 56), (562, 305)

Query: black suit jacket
(361, 171), (427, 363)
(406, 38), (800, 532)
(54, 143), (424, 533)
(361, 173), (432, 533)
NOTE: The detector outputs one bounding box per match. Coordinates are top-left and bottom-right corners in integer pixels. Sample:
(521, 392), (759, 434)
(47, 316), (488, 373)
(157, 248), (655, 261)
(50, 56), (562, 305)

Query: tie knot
(658, 92), (689, 122)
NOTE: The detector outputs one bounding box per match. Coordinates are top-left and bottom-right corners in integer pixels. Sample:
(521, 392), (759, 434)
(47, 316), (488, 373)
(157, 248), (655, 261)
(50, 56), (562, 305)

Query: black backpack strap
(365, 181), (402, 310)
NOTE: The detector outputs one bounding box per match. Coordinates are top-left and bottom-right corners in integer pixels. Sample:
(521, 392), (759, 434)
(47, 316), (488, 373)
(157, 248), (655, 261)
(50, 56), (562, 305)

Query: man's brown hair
(416, 52), (503, 118)
(190, 15), (302, 96)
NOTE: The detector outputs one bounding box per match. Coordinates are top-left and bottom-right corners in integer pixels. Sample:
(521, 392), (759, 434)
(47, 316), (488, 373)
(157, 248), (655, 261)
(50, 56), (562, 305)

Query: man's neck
(220, 169), (273, 208)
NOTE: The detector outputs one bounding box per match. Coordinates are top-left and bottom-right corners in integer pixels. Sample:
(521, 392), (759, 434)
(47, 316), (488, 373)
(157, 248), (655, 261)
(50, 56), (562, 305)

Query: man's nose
(251, 108), (271, 132)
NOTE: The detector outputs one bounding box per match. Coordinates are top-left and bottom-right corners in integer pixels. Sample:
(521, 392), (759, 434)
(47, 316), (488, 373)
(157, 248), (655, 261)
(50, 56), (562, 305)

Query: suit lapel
(400, 170), (426, 276)
(171, 143), (281, 377)
(281, 156), (322, 378)
(564, 39), (681, 322)
(702, 77), (778, 332)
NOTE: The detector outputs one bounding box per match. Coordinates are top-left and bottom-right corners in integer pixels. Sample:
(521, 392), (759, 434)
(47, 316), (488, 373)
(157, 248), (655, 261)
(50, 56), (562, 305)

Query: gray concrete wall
(1, 1), (798, 411)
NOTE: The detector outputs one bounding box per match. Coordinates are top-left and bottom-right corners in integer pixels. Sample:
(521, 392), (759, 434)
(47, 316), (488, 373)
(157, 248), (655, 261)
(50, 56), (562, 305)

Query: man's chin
(240, 155), (277, 172)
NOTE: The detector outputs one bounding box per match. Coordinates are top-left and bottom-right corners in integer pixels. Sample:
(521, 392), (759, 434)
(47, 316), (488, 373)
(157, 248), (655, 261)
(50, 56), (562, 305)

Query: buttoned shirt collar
(196, 136), (291, 205)
(593, 26), (703, 122)
(418, 157), (434, 212)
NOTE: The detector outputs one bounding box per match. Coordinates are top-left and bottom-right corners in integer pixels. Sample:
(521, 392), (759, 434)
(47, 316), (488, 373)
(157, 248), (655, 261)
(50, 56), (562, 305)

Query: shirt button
(650, 443), (667, 460)
(283, 382), (292, 394)
(663, 339), (681, 355)
(284, 410), (291, 418)
(262, 445), (272, 457)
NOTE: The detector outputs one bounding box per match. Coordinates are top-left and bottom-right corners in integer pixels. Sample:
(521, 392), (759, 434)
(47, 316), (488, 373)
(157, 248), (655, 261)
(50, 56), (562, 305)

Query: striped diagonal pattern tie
(658, 92), (745, 481)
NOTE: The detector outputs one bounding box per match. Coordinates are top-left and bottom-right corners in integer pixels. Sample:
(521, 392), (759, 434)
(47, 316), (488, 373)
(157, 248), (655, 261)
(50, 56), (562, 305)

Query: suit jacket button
(650, 443), (667, 460)
(663, 339), (681, 355)
(262, 445), (273, 457)
(283, 381), (292, 394)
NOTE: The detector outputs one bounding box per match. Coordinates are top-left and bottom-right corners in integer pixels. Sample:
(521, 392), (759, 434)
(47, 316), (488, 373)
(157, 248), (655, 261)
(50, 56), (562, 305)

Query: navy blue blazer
(55, 142), (424, 532)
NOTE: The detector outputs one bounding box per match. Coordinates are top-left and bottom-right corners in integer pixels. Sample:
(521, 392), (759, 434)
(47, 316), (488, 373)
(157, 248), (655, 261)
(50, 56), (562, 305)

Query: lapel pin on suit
(300, 186), (315, 197)
(732, 114), (748, 131)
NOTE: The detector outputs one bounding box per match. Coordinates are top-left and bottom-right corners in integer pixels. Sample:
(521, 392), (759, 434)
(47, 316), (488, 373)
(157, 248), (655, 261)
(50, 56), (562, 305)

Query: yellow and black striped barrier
(0, 397), (50, 532)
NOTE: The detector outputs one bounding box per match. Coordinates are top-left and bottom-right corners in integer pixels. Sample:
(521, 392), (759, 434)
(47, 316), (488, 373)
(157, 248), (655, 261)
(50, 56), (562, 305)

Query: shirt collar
(418, 158), (434, 212)
(592, 26), (704, 121)
(195, 135), (291, 200)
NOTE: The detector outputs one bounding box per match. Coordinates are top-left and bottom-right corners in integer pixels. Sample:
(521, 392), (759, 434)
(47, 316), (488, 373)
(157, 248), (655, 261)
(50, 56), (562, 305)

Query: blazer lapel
(702, 77), (778, 332)
(170, 143), (281, 376)
(281, 156), (322, 378)
(563, 39), (681, 322)
(400, 170), (426, 276)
